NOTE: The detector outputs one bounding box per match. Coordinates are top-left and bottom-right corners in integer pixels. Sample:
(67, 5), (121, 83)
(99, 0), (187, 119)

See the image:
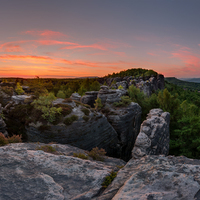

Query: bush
(73, 152), (88, 160)
(113, 96), (132, 107)
(64, 115), (78, 126)
(81, 108), (90, 116)
(0, 132), (22, 146)
(15, 82), (24, 95)
(101, 171), (117, 188)
(118, 85), (123, 89)
(88, 147), (106, 161)
(94, 98), (103, 110)
(36, 145), (57, 154)
(55, 104), (72, 116)
(83, 115), (89, 122)
(56, 90), (66, 99)
(31, 93), (62, 123)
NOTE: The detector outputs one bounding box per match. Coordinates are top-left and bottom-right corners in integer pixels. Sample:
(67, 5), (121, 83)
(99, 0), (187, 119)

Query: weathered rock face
(132, 108), (170, 159)
(70, 92), (81, 101)
(110, 81), (128, 90)
(26, 99), (120, 157)
(0, 143), (125, 200)
(97, 86), (127, 104)
(0, 104), (8, 136)
(11, 95), (33, 104)
(80, 91), (98, 107)
(102, 102), (141, 161)
(98, 155), (200, 200)
(0, 88), (12, 106)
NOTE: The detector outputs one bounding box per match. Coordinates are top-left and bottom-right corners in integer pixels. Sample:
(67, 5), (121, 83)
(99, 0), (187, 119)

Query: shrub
(101, 171), (117, 188)
(73, 152), (88, 160)
(81, 108), (90, 116)
(31, 93), (62, 123)
(94, 98), (103, 111)
(88, 147), (106, 161)
(118, 85), (123, 90)
(15, 82), (24, 95)
(7, 135), (22, 143)
(64, 115), (78, 126)
(57, 90), (66, 99)
(0, 133), (8, 146)
(83, 115), (89, 122)
(113, 96), (132, 107)
(1, 86), (14, 96)
(36, 145), (57, 153)
(0, 132), (22, 146)
(55, 104), (72, 116)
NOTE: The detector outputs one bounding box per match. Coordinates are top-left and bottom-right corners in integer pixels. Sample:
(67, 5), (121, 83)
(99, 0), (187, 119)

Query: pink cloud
(147, 52), (158, 56)
(0, 43), (23, 52)
(24, 30), (68, 38)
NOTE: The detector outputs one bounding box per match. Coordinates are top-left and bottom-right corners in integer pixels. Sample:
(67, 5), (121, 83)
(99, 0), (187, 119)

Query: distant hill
(165, 77), (200, 91)
(179, 78), (200, 83)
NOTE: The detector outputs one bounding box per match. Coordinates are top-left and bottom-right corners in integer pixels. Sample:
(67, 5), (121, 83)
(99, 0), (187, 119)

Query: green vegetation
(106, 68), (157, 78)
(64, 115), (78, 126)
(36, 145), (57, 154)
(0, 132), (22, 146)
(101, 171), (117, 188)
(15, 82), (24, 95)
(73, 152), (88, 159)
(88, 147), (106, 161)
(83, 115), (90, 122)
(81, 108), (90, 116)
(31, 93), (62, 123)
(165, 77), (200, 91)
(118, 85), (123, 89)
(56, 90), (66, 99)
(94, 98), (103, 110)
(1, 86), (14, 96)
(113, 96), (132, 107)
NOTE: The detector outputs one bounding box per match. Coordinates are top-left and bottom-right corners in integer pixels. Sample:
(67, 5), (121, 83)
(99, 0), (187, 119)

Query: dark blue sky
(0, 0), (199, 77)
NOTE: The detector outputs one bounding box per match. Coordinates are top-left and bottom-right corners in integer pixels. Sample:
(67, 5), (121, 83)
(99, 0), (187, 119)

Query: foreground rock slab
(98, 155), (200, 200)
(0, 143), (125, 200)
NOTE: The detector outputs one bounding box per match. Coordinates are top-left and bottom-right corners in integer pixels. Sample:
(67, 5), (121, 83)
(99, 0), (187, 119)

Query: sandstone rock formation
(70, 92), (81, 101)
(97, 86), (127, 104)
(98, 155), (200, 200)
(132, 108), (170, 159)
(80, 91), (98, 107)
(26, 99), (120, 157)
(0, 143), (125, 200)
(11, 95), (33, 104)
(103, 102), (141, 161)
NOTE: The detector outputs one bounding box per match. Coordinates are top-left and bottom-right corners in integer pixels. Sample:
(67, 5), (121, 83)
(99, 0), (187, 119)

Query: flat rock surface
(0, 143), (125, 200)
(97, 155), (200, 200)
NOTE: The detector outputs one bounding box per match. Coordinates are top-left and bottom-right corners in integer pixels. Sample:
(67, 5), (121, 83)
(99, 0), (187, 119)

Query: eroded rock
(132, 108), (170, 159)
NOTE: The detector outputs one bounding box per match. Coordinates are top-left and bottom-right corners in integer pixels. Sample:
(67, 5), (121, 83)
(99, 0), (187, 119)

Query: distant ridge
(179, 78), (200, 83)
(165, 77), (200, 91)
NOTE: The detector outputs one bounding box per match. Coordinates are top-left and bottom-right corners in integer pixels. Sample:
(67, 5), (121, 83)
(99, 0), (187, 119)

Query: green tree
(31, 93), (62, 122)
(15, 82), (24, 95)
(56, 90), (66, 99)
(94, 97), (103, 111)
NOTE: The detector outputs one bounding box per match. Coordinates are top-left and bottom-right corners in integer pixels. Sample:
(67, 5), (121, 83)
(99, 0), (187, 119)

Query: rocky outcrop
(0, 143), (125, 200)
(97, 86), (127, 104)
(103, 102), (141, 161)
(70, 92), (81, 101)
(110, 81), (128, 90)
(80, 91), (98, 107)
(98, 155), (200, 200)
(26, 99), (120, 157)
(11, 95), (34, 104)
(132, 109), (170, 159)
(0, 88), (12, 106)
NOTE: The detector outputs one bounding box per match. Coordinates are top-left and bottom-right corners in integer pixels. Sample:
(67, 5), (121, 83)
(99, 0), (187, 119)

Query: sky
(0, 0), (200, 78)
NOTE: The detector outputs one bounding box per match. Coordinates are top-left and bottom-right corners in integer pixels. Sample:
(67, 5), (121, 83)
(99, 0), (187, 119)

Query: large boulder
(97, 86), (127, 104)
(70, 93), (81, 101)
(98, 155), (200, 200)
(0, 143), (125, 200)
(80, 91), (98, 107)
(11, 95), (33, 104)
(132, 108), (170, 159)
(26, 99), (120, 157)
(102, 102), (141, 161)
